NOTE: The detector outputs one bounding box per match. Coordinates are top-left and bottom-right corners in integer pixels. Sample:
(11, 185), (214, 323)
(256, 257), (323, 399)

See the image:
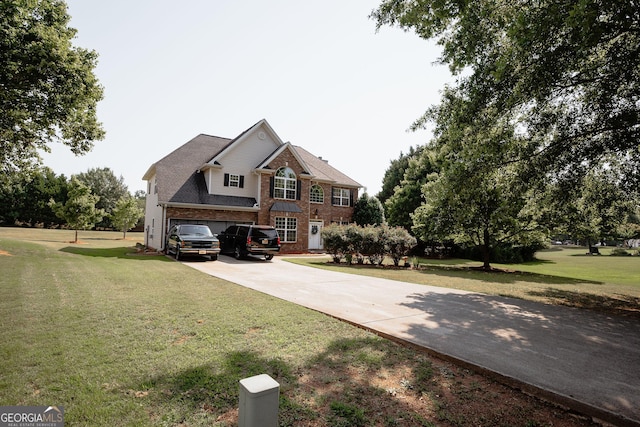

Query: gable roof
(255, 142), (313, 176)
(203, 119), (283, 169)
(144, 134), (232, 204)
(144, 121), (362, 207)
(294, 145), (362, 188)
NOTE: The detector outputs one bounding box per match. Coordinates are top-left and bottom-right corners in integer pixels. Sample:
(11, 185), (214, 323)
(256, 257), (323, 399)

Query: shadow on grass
(131, 339), (476, 426)
(310, 259), (602, 286)
(528, 288), (640, 318)
(60, 246), (171, 261)
(414, 265), (602, 286)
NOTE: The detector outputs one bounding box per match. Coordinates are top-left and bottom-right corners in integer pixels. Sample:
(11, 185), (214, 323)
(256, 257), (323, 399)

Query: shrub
(322, 224), (417, 266)
(361, 225), (385, 265)
(345, 224), (365, 264)
(383, 225), (418, 267)
(452, 243), (542, 264)
(321, 224), (348, 263)
(611, 248), (631, 256)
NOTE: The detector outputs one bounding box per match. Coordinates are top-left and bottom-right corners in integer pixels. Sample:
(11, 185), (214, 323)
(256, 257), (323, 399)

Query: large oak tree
(372, 0), (640, 187)
(1, 0), (104, 175)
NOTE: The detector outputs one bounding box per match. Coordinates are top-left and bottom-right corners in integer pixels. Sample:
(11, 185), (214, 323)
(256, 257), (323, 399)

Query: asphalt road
(185, 255), (640, 426)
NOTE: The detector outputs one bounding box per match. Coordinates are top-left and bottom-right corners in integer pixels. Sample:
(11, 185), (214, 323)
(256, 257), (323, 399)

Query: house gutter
(165, 201), (260, 212)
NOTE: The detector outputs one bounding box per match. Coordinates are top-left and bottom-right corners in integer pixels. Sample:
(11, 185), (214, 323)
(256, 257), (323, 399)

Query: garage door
(168, 219), (251, 236)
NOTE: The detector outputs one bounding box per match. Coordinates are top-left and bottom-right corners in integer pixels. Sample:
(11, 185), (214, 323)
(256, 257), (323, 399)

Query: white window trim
(332, 188), (350, 207)
(229, 173), (240, 188)
(275, 217), (297, 243)
(310, 184), (324, 204)
(274, 167), (297, 200)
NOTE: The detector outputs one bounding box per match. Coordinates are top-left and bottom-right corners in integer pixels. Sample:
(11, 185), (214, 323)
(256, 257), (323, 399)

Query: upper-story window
(332, 187), (351, 206)
(310, 184), (324, 203)
(274, 167), (297, 200)
(224, 173), (244, 188)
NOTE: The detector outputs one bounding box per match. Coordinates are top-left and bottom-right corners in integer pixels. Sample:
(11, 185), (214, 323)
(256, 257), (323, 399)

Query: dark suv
(218, 224), (281, 260)
(166, 224), (220, 261)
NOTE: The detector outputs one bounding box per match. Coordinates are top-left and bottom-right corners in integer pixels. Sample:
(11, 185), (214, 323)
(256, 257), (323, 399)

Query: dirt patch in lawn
(0, 250), (12, 256)
(211, 339), (601, 427)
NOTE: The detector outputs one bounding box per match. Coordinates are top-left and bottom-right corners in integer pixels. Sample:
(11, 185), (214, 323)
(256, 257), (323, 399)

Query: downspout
(161, 203), (167, 251)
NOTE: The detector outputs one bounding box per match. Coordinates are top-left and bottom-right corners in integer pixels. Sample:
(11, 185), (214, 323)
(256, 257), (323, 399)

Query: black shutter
(296, 180), (301, 200)
(269, 177), (274, 198)
(349, 190), (354, 207)
(223, 173), (229, 187)
(331, 187), (336, 205)
(239, 175), (245, 189)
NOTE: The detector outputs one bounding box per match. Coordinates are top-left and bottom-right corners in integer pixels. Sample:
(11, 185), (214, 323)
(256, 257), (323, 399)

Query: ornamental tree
(110, 196), (144, 239)
(49, 177), (104, 242)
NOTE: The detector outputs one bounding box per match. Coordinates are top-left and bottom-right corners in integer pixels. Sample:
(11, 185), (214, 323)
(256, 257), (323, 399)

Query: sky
(41, 0), (455, 196)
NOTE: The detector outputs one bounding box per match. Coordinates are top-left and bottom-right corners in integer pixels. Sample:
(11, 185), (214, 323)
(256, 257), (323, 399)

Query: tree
(548, 164), (635, 247)
(411, 96), (546, 270)
(110, 196), (144, 239)
(133, 190), (147, 230)
(75, 167), (128, 228)
(49, 177), (104, 242)
(377, 146), (424, 204)
(0, 166), (68, 227)
(353, 193), (385, 226)
(1, 0), (104, 175)
(372, 0), (640, 189)
(385, 148), (438, 230)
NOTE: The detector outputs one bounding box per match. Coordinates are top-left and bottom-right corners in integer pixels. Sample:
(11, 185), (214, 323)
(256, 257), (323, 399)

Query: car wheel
(234, 246), (242, 260)
(175, 247), (181, 260)
(209, 255), (218, 261)
(265, 254), (274, 261)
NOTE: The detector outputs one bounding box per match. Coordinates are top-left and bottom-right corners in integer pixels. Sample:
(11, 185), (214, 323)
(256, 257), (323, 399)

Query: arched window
(310, 184), (324, 203)
(274, 167), (297, 200)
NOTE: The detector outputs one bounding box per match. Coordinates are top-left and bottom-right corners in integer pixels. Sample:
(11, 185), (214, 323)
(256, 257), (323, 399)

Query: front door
(308, 221), (323, 250)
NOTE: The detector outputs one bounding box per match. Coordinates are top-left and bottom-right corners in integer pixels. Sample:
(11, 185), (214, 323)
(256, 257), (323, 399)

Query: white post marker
(238, 374), (280, 427)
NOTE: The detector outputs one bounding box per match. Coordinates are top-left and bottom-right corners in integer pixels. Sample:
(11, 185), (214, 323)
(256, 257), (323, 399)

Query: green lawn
(0, 229), (379, 425)
(0, 228), (615, 426)
(286, 247), (640, 316)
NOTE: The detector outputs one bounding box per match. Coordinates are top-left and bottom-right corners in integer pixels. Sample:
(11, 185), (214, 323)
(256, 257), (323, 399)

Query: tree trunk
(74, 229), (78, 243)
(481, 228), (491, 271)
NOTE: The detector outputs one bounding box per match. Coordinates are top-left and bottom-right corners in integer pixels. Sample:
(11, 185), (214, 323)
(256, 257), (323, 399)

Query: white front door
(308, 221), (323, 250)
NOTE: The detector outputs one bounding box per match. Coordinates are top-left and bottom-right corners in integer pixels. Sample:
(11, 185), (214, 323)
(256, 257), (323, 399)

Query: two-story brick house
(142, 119), (361, 254)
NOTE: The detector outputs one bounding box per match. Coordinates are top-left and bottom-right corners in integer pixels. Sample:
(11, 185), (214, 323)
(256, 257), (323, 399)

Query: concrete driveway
(185, 255), (640, 426)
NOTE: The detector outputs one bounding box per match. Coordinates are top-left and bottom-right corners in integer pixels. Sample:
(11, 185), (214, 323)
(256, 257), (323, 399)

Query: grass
(0, 228), (603, 426)
(0, 229), (374, 425)
(286, 247), (640, 317)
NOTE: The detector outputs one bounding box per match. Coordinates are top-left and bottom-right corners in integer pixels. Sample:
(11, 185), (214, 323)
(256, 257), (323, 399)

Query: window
(275, 217), (297, 242)
(224, 173), (244, 188)
(332, 187), (351, 206)
(274, 167), (297, 200)
(310, 184), (324, 203)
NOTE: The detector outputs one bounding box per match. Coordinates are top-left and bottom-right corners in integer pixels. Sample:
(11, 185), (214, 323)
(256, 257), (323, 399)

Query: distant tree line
(0, 166), (145, 238)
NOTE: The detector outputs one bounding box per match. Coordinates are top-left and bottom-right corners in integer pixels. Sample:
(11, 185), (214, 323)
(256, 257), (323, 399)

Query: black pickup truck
(166, 224), (221, 261)
(218, 224), (281, 260)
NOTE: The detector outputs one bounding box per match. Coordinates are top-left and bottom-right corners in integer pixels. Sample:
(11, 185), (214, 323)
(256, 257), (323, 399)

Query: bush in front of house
(322, 224), (416, 266)
(321, 224), (348, 263)
(361, 225), (386, 266)
(345, 224), (365, 264)
(383, 225), (418, 267)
